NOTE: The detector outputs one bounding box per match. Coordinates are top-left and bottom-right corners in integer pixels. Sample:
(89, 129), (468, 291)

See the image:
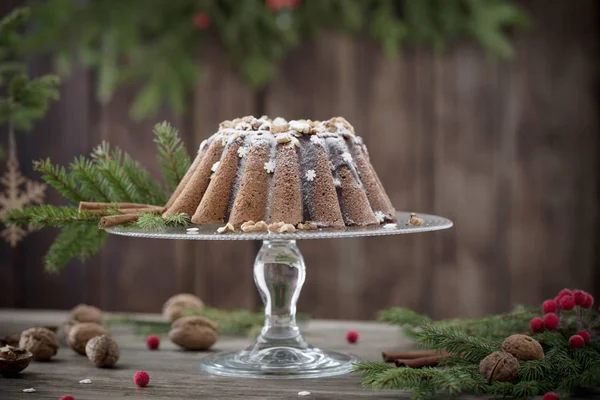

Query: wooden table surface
(0, 309), (418, 399)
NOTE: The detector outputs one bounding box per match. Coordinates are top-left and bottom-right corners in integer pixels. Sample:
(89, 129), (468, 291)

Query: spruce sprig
(153, 122), (191, 192)
(4, 205), (99, 227)
(44, 225), (107, 273)
(32, 159), (85, 203)
(417, 324), (500, 363)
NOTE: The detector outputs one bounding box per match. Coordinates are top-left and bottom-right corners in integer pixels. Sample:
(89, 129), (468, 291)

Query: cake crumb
(217, 223), (235, 234)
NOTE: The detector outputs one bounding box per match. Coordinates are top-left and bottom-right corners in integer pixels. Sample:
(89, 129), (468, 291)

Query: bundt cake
(163, 116), (395, 229)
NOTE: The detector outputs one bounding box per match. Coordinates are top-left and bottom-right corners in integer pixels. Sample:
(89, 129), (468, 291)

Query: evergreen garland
(355, 299), (600, 399)
(17, 0), (527, 120)
(2, 122), (192, 271)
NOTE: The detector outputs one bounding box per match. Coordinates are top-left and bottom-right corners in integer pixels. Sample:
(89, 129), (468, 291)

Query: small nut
(85, 335), (119, 367)
(502, 334), (544, 361)
(240, 220), (256, 231)
(217, 222), (235, 234)
(297, 221), (318, 230)
(289, 120), (311, 134)
(69, 304), (103, 324)
(279, 223), (296, 233)
(408, 213), (424, 226)
(479, 351), (519, 383)
(68, 323), (107, 355)
(290, 137), (301, 148)
(268, 222), (285, 233)
(169, 316), (218, 351)
(162, 293), (205, 322)
(276, 133), (291, 144)
(272, 121), (290, 134)
(241, 220), (268, 232)
(19, 327), (59, 361)
(0, 345), (33, 375)
(219, 120), (234, 129)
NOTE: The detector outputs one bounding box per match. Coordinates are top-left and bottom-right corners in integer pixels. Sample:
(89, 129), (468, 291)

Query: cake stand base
(199, 239), (358, 378)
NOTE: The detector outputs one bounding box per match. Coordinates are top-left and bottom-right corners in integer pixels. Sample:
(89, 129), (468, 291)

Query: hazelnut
(68, 323), (107, 355)
(19, 327), (59, 361)
(0, 345), (33, 375)
(69, 304), (103, 324)
(479, 351), (519, 383)
(169, 316), (218, 351)
(162, 293), (205, 322)
(502, 334), (544, 361)
(85, 335), (119, 367)
(297, 221), (318, 231)
(241, 220), (268, 232)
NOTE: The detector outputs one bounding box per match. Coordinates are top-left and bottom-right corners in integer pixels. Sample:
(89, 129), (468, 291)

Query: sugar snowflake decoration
(237, 146), (249, 158)
(342, 152), (353, 163)
(264, 160), (275, 174)
(310, 135), (323, 145)
(305, 170), (316, 182)
(211, 161), (220, 172)
(374, 211), (386, 223)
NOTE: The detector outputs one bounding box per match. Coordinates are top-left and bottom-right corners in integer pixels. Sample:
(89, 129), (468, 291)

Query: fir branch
(44, 225), (107, 272)
(32, 158), (85, 203)
(3, 205), (99, 227)
(69, 156), (112, 202)
(164, 212), (190, 227)
(153, 121), (190, 192)
(417, 324), (500, 363)
(135, 213), (165, 230)
(91, 143), (135, 203)
(122, 153), (167, 205)
(378, 307), (432, 327)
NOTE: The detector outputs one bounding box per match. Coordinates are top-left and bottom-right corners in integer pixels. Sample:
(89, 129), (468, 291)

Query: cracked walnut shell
(19, 327), (59, 361)
(479, 351), (519, 383)
(169, 316), (218, 350)
(162, 293), (205, 322)
(85, 335), (119, 367)
(501, 334), (544, 361)
(69, 304), (103, 324)
(68, 323), (107, 355)
(0, 345), (32, 374)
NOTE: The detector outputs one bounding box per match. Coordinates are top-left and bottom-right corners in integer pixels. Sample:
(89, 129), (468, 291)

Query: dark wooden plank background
(0, 0), (598, 320)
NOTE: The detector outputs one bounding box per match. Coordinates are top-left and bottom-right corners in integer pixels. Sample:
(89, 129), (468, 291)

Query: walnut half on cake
(163, 116), (395, 230)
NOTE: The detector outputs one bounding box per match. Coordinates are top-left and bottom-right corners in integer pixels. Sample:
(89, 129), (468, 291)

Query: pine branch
(3, 205), (99, 227)
(32, 158), (85, 203)
(153, 121), (190, 192)
(417, 324), (500, 363)
(164, 212), (190, 227)
(69, 156), (112, 202)
(122, 153), (167, 205)
(135, 213), (165, 230)
(44, 224), (107, 272)
(378, 307), (432, 327)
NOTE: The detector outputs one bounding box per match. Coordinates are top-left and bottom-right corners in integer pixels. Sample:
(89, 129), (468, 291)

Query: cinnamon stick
(382, 350), (439, 363)
(79, 201), (159, 212)
(98, 214), (142, 229)
(395, 354), (448, 368)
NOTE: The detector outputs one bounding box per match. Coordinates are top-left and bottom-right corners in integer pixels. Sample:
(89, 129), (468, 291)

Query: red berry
(543, 392), (560, 400)
(543, 313), (559, 330)
(581, 293), (594, 308)
(193, 13), (210, 30)
(573, 290), (586, 305)
(577, 330), (591, 344)
(569, 335), (585, 348)
(542, 299), (557, 313)
(134, 370), (150, 387)
(146, 335), (160, 350)
(557, 288), (573, 298)
(346, 330), (358, 344)
(60, 396), (75, 400)
(558, 295), (575, 311)
(266, 0), (300, 12)
(529, 317), (544, 333)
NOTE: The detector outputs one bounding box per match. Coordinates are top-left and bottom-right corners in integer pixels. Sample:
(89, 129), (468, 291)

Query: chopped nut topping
(297, 221), (318, 230)
(241, 220), (268, 232)
(272, 123), (290, 134)
(267, 222), (285, 233)
(289, 120), (311, 134)
(408, 213), (424, 227)
(279, 223), (296, 233)
(276, 133), (292, 144)
(217, 223), (235, 234)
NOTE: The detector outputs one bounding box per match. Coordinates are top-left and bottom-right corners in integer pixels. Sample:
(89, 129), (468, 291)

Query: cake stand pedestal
(107, 211), (452, 379)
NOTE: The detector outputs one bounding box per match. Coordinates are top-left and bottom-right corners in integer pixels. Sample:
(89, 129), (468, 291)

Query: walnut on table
(169, 316), (218, 351)
(85, 335), (119, 367)
(19, 327), (59, 361)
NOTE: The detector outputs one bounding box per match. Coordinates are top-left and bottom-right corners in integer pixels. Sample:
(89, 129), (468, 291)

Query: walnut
(0, 345), (33, 375)
(217, 223), (235, 234)
(279, 223), (296, 233)
(168, 316), (218, 350)
(19, 327), (59, 361)
(502, 334), (544, 361)
(67, 323), (107, 355)
(408, 213), (424, 226)
(0, 333), (20, 347)
(85, 335), (119, 367)
(479, 351), (519, 383)
(69, 304), (103, 324)
(268, 222), (285, 233)
(63, 319), (80, 339)
(241, 220), (268, 232)
(162, 293), (205, 322)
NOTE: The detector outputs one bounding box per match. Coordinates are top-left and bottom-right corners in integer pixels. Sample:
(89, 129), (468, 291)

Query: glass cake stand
(106, 211), (452, 379)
